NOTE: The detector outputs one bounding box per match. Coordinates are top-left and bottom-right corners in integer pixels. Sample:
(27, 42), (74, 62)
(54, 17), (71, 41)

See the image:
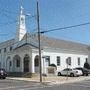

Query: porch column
(32, 55), (35, 73)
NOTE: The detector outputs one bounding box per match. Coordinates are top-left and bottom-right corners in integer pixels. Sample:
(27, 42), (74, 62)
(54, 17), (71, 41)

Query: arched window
(9, 61), (12, 67)
(13, 55), (21, 67)
(4, 48), (6, 53)
(16, 59), (20, 67)
(34, 55), (39, 67)
(10, 46), (12, 51)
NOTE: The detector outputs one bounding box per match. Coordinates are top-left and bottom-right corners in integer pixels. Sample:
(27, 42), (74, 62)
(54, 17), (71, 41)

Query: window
(66, 57), (71, 65)
(63, 68), (72, 71)
(35, 56), (39, 67)
(45, 56), (50, 66)
(4, 48), (6, 52)
(10, 46), (12, 51)
(0, 49), (1, 53)
(13, 55), (21, 67)
(16, 59), (20, 67)
(57, 56), (60, 66)
(21, 17), (24, 25)
(86, 58), (88, 62)
(78, 57), (80, 65)
(9, 61), (12, 67)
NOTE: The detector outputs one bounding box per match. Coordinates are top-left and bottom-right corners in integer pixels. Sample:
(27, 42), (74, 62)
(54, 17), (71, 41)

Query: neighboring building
(0, 7), (89, 75)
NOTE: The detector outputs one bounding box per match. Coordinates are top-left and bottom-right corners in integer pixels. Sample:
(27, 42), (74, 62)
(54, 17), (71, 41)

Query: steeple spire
(15, 6), (27, 42)
(20, 6), (24, 15)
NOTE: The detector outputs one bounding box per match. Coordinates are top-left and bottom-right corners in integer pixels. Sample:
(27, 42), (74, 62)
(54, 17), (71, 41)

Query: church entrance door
(24, 55), (30, 72)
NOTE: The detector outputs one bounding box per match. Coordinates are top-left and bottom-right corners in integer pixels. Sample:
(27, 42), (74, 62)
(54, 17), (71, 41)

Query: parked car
(0, 68), (7, 79)
(58, 68), (82, 77)
(75, 67), (90, 76)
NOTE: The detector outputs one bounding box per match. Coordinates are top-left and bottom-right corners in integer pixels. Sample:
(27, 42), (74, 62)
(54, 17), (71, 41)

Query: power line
(40, 22), (90, 33)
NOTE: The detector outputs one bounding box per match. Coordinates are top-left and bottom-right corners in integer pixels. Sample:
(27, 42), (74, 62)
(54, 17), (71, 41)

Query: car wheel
(86, 73), (88, 76)
(70, 73), (74, 77)
(58, 72), (61, 76)
(2, 77), (6, 79)
(82, 73), (84, 76)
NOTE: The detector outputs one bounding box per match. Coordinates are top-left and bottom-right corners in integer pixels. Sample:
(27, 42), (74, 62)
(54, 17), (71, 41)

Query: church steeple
(15, 6), (27, 42)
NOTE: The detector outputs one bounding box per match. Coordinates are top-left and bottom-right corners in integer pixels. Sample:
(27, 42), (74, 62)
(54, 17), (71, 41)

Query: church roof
(0, 39), (15, 48)
(0, 33), (89, 53)
(40, 36), (89, 52)
(23, 33), (89, 53)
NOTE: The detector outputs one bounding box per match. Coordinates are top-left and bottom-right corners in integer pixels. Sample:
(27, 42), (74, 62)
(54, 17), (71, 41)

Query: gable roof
(25, 33), (89, 52)
(0, 33), (89, 53)
(0, 39), (15, 48)
(40, 35), (89, 52)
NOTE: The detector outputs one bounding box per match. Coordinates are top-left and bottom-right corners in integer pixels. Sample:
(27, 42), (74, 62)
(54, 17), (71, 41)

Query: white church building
(0, 7), (89, 75)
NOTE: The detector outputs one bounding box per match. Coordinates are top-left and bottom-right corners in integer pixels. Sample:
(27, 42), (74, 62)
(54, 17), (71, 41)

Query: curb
(7, 76), (90, 85)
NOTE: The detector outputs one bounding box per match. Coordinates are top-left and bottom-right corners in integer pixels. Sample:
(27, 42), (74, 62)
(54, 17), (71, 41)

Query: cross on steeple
(20, 6), (24, 15)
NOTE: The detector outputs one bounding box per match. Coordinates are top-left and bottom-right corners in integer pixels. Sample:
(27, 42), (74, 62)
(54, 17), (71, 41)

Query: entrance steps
(31, 73), (40, 78)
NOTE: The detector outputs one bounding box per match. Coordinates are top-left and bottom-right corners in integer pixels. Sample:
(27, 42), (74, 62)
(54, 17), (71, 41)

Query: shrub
(49, 63), (56, 67)
(84, 62), (90, 69)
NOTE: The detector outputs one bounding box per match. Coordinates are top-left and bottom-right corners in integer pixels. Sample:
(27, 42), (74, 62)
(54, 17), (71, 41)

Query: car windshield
(63, 68), (72, 71)
(73, 68), (77, 70)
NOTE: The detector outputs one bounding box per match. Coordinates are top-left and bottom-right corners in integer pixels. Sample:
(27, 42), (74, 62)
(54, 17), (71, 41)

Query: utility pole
(36, 0), (42, 83)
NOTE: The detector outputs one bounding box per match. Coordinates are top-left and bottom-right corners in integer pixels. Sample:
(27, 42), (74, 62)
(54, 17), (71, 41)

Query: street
(0, 79), (90, 90)
(0, 79), (46, 90)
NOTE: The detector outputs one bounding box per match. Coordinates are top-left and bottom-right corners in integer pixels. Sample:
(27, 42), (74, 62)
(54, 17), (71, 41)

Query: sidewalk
(7, 76), (90, 85)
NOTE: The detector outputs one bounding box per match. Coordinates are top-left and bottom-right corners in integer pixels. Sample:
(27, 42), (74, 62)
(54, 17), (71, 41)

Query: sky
(0, 0), (90, 45)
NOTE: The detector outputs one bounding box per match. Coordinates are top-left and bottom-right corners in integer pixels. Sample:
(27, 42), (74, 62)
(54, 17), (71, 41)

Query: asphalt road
(0, 79), (90, 90)
(0, 79), (46, 90)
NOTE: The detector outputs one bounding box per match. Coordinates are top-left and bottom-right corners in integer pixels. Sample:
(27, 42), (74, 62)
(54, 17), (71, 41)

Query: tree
(84, 62), (90, 69)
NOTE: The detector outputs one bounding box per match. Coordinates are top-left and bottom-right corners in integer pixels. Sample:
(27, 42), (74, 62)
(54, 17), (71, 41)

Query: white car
(58, 68), (82, 77)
